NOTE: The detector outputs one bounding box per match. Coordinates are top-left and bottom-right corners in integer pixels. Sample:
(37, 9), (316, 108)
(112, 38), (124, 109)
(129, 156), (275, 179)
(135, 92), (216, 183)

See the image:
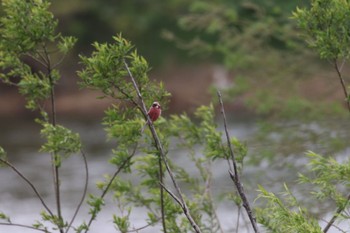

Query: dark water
(0, 117), (347, 233)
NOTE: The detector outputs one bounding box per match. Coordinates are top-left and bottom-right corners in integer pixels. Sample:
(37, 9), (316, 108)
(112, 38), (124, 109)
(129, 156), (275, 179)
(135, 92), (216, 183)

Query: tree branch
(0, 222), (49, 232)
(124, 60), (203, 233)
(43, 43), (64, 233)
(159, 182), (183, 208)
(333, 59), (350, 113)
(323, 60), (350, 232)
(217, 90), (260, 233)
(83, 143), (138, 233)
(0, 158), (54, 217)
(65, 150), (89, 233)
(126, 217), (160, 233)
(323, 193), (350, 233)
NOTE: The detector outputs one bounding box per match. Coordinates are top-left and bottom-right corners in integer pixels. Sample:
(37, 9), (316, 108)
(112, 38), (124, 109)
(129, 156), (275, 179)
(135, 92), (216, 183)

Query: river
(0, 117), (348, 233)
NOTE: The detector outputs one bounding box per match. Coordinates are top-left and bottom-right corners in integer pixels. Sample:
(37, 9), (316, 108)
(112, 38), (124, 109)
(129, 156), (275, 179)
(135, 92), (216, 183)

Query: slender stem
(158, 154), (167, 233)
(333, 59), (350, 112)
(0, 222), (48, 232)
(324, 60), (350, 232)
(124, 60), (202, 233)
(25, 53), (47, 68)
(126, 218), (160, 233)
(0, 158), (54, 217)
(159, 182), (183, 208)
(236, 206), (241, 233)
(217, 90), (259, 233)
(65, 150), (89, 233)
(43, 44), (63, 233)
(83, 144), (137, 233)
(323, 193), (350, 233)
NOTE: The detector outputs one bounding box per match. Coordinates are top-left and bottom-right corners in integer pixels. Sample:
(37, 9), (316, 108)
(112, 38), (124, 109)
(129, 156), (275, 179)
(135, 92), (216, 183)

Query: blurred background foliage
(1, 0), (349, 159)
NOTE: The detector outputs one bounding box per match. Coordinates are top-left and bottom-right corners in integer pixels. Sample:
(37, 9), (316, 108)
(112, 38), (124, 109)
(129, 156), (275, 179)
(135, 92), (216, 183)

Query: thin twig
(124, 60), (202, 233)
(159, 182), (183, 208)
(202, 163), (224, 233)
(333, 59), (350, 112)
(217, 90), (259, 233)
(324, 59), (350, 232)
(126, 218), (160, 233)
(52, 54), (67, 70)
(0, 158), (54, 217)
(65, 150), (89, 233)
(24, 53), (48, 68)
(323, 193), (350, 233)
(0, 222), (49, 232)
(339, 59), (346, 72)
(158, 153), (167, 233)
(83, 144), (138, 233)
(43, 43), (64, 233)
(236, 206), (241, 233)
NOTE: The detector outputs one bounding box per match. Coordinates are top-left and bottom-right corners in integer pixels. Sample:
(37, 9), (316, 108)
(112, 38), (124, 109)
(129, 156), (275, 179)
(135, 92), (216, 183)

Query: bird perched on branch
(141, 101), (161, 133)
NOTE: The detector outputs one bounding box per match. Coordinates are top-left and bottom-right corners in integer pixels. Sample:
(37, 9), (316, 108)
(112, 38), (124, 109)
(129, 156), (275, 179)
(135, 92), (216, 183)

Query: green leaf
(39, 121), (81, 161)
(0, 212), (10, 223)
(58, 36), (77, 54)
(0, 147), (7, 161)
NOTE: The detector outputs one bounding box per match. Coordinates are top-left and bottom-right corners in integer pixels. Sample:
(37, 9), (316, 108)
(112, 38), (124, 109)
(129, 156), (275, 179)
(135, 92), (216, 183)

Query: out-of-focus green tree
(50, 0), (191, 65)
(168, 0), (350, 160)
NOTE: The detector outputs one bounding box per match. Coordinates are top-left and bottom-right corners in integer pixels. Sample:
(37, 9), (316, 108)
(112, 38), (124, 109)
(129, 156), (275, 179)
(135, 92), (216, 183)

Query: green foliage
(173, 0), (350, 168)
(103, 105), (142, 145)
(0, 146), (7, 161)
(171, 0), (303, 67)
(0, 1), (83, 232)
(87, 194), (105, 221)
(39, 120), (81, 165)
(74, 222), (88, 233)
(78, 34), (170, 106)
(293, 0), (350, 60)
(299, 151), (350, 208)
(40, 211), (66, 229)
(113, 214), (130, 233)
(18, 71), (52, 109)
(257, 150), (350, 232)
(257, 184), (322, 233)
(78, 34), (247, 230)
(0, 0), (57, 54)
(32, 220), (48, 231)
(0, 212), (10, 223)
(0, 0), (77, 110)
(58, 36), (77, 54)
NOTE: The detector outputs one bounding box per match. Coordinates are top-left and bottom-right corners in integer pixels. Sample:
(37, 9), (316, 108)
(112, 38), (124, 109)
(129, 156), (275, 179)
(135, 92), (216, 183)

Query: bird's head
(152, 101), (161, 109)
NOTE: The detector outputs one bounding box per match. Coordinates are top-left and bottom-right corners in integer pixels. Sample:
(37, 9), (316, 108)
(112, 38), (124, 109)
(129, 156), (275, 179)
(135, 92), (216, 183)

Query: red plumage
(141, 101), (161, 133)
(147, 101), (161, 122)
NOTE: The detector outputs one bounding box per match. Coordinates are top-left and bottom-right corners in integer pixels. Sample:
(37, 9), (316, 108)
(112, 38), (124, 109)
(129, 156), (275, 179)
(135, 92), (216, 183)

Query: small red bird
(141, 101), (161, 132)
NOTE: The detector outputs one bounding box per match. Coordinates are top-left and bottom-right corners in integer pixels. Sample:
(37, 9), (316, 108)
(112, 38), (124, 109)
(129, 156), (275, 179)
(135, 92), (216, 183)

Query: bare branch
(43, 42), (64, 233)
(333, 59), (350, 112)
(159, 182), (183, 208)
(0, 222), (49, 232)
(323, 193), (350, 233)
(217, 90), (260, 233)
(323, 60), (350, 232)
(65, 150), (89, 233)
(126, 219), (160, 233)
(52, 54), (67, 70)
(0, 158), (54, 217)
(84, 143), (138, 233)
(24, 52), (48, 68)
